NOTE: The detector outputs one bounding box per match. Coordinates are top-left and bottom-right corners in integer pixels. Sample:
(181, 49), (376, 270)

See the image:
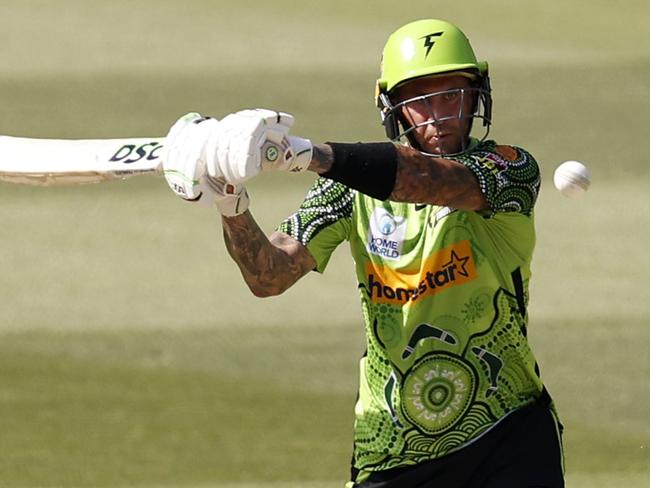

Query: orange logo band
(364, 240), (477, 305)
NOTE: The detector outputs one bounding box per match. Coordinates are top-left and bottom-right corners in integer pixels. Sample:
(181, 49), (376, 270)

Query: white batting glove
(205, 108), (313, 184)
(162, 112), (218, 204)
(162, 113), (249, 215)
(206, 176), (250, 217)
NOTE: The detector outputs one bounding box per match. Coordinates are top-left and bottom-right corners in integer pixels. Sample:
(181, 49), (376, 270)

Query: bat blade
(0, 135), (165, 186)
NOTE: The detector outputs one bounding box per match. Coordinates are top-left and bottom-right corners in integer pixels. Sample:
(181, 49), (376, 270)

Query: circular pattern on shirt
(401, 353), (477, 435)
(372, 304), (403, 348)
(461, 287), (493, 327)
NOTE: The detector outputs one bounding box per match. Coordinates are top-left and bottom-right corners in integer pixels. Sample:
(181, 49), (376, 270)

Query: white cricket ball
(553, 160), (591, 198)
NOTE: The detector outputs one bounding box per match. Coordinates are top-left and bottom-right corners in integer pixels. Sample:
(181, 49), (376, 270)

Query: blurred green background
(0, 1), (648, 486)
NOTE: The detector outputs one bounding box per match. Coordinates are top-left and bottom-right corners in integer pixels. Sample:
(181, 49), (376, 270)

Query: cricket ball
(553, 160), (591, 198)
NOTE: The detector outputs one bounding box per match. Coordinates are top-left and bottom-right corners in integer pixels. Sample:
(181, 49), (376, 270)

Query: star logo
(443, 249), (471, 277)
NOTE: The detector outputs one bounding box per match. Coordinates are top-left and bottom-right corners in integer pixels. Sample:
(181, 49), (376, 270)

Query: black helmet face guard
(378, 78), (492, 157)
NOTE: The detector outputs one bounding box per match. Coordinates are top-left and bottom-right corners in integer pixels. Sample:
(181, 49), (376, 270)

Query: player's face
(391, 74), (477, 155)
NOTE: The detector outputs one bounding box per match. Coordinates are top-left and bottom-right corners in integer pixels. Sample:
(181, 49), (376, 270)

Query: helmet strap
(480, 76), (492, 127)
(377, 92), (401, 141)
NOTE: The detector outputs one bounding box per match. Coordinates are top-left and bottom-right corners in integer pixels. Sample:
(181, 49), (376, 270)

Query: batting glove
(206, 176), (250, 217)
(205, 108), (313, 184)
(162, 112), (218, 204)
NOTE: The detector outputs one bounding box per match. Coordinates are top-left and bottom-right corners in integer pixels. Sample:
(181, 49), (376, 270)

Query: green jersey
(278, 140), (548, 479)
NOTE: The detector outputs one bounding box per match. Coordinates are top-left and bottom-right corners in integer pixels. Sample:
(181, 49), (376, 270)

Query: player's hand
(162, 113), (250, 215)
(206, 176), (250, 217)
(205, 108), (313, 184)
(162, 112), (220, 205)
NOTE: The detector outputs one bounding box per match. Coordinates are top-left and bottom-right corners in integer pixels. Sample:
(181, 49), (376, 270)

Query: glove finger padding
(163, 113), (219, 202)
(250, 109), (294, 144)
(246, 110), (312, 174)
(209, 114), (258, 183)
(206, 108), (297, 184)
(236, 109), (295, 131)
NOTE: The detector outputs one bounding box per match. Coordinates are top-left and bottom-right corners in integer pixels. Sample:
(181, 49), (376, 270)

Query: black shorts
(351, 403), (564, 488)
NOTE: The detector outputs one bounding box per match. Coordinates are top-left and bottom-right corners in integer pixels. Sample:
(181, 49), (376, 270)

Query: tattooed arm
(308, 143), (488, 211)
(391, 145), (488, 211)
(221, 211), (316, 297)
(225, 141), (485, 296)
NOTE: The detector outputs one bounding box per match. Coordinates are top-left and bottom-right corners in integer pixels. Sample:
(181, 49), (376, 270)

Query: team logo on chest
(367, 208), (407, 260)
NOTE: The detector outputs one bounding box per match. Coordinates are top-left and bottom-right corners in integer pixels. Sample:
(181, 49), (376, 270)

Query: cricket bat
(0, 135), (164, 186)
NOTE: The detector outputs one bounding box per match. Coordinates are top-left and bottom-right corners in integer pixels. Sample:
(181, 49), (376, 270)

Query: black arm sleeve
(321, 142), (398, 200)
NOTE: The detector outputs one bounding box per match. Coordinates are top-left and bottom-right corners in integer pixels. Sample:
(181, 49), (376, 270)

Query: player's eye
(440, 90), (460, 102)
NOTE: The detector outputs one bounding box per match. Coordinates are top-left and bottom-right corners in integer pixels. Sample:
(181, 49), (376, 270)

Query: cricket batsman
(162, 19), (565, 488)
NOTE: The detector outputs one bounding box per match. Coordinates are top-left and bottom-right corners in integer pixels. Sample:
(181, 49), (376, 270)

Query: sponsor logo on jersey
(474, 155), (506, 174)
(362, 240), (477, 305)
(474, 146), (519, 174)
(367, 208), (407, 261)
(427, 206), (457, 229)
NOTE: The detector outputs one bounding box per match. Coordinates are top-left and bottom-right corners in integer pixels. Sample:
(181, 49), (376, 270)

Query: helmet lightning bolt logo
(421, 32), (443, 58)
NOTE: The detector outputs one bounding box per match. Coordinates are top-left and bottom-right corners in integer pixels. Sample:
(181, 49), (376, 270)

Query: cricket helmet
(375, 19), (492, 155)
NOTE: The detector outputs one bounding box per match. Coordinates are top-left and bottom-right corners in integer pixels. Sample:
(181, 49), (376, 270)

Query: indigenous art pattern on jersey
(278, 178), (354, 245)
(459, 140), (541, 215)
(278, 140), (550, 478)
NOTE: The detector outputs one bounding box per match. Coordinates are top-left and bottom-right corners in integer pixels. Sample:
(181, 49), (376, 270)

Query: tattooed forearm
(221, 211), (316, 297)
(308, 144), (335, 174)
(390, 145), (489, 211)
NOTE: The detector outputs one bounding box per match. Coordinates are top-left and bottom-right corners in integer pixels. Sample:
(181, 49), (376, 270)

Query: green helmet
(377, 19), (488, 93)
(376, 19), (492, 155)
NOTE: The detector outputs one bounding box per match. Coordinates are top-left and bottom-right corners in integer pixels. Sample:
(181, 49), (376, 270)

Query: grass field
(0, 1), (648, 487)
